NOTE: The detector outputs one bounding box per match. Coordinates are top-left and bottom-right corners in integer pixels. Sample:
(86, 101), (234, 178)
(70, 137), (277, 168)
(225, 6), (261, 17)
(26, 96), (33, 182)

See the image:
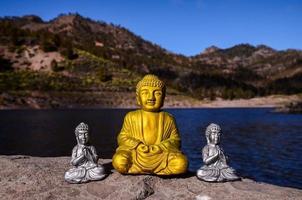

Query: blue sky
(0, 0), (301, 56)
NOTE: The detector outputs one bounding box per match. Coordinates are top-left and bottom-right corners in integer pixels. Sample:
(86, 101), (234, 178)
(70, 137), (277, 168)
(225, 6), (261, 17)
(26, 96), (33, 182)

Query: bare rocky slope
(1, 155), (301, 200)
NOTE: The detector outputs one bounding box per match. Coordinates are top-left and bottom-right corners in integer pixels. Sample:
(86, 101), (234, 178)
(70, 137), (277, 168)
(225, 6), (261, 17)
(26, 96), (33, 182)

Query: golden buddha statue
(112, 74), (188, 175)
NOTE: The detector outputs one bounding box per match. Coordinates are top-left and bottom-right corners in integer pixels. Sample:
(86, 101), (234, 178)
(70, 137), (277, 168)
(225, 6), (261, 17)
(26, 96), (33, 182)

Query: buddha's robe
(197, 145), (239, 182)
(65, 145), (105, 183)
(112, 110), (187, 175)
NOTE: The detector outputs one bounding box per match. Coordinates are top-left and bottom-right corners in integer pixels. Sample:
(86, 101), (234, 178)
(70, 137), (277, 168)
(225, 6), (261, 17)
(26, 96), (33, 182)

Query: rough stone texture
(0, 156), (301, 200)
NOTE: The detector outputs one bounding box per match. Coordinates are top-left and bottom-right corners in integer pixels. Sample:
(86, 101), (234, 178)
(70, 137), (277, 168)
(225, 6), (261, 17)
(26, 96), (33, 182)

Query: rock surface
(274, 101), (302, 114)
(0, 155), (301, 200)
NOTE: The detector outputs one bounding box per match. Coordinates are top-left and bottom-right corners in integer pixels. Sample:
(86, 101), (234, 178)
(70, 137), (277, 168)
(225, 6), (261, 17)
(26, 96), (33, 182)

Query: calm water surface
(0, 108), (301, 189)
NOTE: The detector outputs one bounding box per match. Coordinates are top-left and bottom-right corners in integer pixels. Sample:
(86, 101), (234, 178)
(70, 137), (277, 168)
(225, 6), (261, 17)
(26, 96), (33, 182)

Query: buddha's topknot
(75, 122), (89, 135)
(136, 74), (165, 94)
(205, 123), (221, 138)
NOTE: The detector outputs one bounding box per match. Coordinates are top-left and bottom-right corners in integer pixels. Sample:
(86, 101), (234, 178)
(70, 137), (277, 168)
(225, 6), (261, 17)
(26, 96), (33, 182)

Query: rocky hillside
(0, 13), (301, 108)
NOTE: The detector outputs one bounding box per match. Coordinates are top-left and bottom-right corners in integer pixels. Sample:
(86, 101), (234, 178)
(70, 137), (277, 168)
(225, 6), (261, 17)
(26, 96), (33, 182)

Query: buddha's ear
(159, 93), (165, 108)
(75, 134), (80, 144)
(136, 93), (141, 106)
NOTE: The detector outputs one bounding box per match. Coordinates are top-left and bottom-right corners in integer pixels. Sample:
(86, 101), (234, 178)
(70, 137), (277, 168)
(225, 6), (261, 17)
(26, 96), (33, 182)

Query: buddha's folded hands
(137, 143), (149, 153)
(149, 144), (163, 154)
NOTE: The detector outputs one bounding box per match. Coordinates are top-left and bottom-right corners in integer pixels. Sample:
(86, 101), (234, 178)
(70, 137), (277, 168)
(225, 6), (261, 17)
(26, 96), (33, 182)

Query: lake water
(0, 108), (301, 189)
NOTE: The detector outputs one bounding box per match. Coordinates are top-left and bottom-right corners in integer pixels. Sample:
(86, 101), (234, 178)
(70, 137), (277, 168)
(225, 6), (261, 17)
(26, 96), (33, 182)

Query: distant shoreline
(1, 92), (301, 110)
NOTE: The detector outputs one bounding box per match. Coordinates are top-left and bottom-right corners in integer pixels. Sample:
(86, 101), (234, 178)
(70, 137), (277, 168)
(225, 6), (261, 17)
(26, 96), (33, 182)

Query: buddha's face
(77, 130), (89, 145)
(137, 86), (164, 112)
(209, 129), (220, 145)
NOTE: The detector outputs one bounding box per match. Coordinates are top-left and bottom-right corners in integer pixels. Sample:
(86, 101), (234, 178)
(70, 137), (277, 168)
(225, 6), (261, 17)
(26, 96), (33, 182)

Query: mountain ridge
(0, 13), (301, 108)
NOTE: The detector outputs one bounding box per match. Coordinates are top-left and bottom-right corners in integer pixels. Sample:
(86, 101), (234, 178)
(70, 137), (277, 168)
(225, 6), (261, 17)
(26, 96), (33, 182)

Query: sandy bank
(0, 155), (301, 200)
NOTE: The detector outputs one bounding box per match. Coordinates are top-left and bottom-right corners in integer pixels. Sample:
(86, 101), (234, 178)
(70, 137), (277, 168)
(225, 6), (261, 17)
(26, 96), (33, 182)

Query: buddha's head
(205, 123), (221, 145)
(136, 74), (166, 112)
(75, 122), (89, 145)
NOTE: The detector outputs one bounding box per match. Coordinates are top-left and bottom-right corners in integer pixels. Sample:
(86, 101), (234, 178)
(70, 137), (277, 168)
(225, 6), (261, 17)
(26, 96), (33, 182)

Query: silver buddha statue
(64, 122), (106, 183)
(197, 123), (240, 182)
